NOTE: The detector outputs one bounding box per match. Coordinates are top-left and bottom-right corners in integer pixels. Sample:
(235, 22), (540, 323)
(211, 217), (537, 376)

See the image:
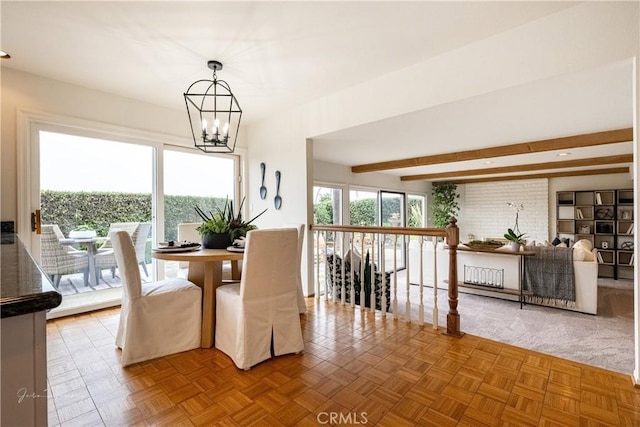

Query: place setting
(152, 240), (201, 253)
(226, 237), (245, 253)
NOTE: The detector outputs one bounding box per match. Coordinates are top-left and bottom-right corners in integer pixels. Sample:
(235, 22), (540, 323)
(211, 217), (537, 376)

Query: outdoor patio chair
(40, 224), (90, 288)
(95, 222), (151, 282)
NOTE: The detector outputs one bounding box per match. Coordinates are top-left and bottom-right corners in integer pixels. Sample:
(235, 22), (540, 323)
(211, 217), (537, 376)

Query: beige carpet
(390, 276), (635, 374)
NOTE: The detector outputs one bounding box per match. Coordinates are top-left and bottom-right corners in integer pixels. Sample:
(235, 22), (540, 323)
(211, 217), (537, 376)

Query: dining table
(151, 248), (243, 348)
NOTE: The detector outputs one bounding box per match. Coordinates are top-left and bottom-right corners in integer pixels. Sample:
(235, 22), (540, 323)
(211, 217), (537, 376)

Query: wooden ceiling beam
(351, 128), (633, 174)
(400, 154), (633, 181)
(440, 167), (630, 185)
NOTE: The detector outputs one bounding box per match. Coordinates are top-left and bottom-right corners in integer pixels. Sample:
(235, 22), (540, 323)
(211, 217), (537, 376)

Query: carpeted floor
(396, 277), (635, 374)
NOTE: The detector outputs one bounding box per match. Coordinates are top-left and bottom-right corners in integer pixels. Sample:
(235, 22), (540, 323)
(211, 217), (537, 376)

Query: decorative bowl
(464, 241), (504, 251)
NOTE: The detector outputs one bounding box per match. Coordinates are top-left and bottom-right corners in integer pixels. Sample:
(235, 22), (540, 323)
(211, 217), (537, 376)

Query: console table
(456, 247), (535, 309)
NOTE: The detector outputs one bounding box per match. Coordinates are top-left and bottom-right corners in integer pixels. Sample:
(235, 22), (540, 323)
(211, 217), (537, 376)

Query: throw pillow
(551, 237), (562, 246)
(344, 248), (362, 272)
(573, 248), (586, 261)
(572, 238), (593, 252)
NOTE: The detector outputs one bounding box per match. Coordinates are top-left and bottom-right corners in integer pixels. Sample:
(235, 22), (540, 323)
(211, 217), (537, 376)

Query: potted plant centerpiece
(504, 228), (527, 251)
(195, 198), (267, 249)
(504, 202), (527, 251)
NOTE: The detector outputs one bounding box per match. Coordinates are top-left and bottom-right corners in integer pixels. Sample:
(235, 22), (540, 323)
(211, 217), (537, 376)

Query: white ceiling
(2, 1), (633, 181)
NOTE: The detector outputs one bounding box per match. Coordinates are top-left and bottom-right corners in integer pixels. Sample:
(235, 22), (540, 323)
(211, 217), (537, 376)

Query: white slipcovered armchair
(215, 228), (304, 370)
(111, 230), (202, 366)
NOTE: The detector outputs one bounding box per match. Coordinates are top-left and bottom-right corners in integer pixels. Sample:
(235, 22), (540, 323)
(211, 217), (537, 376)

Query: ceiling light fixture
(184, 60), (242, 154)
(557, 152), (571, 156)
(483, 160), (494, 165)
(0, 51), (11, 59)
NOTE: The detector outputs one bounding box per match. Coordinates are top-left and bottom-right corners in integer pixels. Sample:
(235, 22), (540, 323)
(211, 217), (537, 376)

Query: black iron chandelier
(184, 60), (242, 153)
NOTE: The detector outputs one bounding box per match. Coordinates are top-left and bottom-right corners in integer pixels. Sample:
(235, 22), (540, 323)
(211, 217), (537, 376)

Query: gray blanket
(524, 246), (576, 306)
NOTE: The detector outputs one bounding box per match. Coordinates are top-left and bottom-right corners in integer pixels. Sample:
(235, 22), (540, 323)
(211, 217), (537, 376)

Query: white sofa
(408, 242), (598, 314)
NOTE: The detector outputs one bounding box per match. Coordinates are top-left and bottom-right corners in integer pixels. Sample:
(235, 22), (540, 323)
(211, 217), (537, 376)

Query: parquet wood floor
(47, 299), (640, 426)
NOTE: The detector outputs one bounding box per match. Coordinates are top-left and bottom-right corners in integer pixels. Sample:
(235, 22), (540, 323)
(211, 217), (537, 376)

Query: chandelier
(184, 60), (242, 153)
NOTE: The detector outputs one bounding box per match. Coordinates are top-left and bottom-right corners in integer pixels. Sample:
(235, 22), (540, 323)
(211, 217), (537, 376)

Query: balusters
(418, 236), (424, 325)
(380, 233), (387, 317)
(392, 234), (398, 319)
(310, 225), (459, 336)
(432, 238), (439, 330)
(405, 237), (411, 323)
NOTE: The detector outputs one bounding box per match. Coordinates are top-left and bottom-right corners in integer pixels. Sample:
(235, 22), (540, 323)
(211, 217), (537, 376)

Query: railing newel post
(445, 217), (462, 336)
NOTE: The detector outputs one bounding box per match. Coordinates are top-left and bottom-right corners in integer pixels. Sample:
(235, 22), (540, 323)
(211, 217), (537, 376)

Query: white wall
(459, 179), (548, 244)
(313, 160), (429, 195)
(304, 2), (639, 139)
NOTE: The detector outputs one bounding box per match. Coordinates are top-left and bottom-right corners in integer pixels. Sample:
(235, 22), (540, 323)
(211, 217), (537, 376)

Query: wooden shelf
(556, 188), (633, 279)
(458, 282), (533, 296)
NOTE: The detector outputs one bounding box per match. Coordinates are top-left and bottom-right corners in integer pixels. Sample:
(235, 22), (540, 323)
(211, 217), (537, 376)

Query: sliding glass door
(38, 130), (154, 314)
(23, 115), (242, 317)
(380, 191), (406, 268)
(162, 148), (238, 278)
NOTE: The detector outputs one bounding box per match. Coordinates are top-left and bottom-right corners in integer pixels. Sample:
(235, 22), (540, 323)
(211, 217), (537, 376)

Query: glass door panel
(39, 131), (153, 314)
(162, 148), (238, 278)
(380, 191), (406, 269)
(313, 186), (343, 291)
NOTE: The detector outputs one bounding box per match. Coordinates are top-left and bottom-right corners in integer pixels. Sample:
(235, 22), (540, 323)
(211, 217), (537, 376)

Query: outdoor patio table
(60, 237), (101, 286)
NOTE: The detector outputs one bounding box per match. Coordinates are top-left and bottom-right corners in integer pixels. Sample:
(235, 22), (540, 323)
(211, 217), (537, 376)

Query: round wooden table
(152, 248), (243, 348)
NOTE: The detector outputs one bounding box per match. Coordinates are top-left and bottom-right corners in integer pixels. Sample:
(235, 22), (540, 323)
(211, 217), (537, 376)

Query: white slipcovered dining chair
(285, 223), (307, 314)
(111, 230), (202, 367)
(177, 222), (201, 274)
(177, 222), (237, 280)
(215, 228), (303, 370)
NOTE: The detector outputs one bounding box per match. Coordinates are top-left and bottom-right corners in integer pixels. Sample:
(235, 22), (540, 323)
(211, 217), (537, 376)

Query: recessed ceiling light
(483, 160), (494, 164)
(557, 152), (571, 156)
(0, 51), (10, 59)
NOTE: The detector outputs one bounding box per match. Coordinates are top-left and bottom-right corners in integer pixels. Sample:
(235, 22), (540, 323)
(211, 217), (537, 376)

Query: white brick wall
(457, 179), (549, 244)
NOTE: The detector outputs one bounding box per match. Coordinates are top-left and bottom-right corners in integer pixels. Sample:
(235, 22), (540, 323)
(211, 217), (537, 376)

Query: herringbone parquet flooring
(47, 299), (640, 426)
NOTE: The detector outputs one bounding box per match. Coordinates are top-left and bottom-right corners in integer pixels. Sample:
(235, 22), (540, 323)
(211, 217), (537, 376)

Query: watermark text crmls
(317, 412), (368, 425)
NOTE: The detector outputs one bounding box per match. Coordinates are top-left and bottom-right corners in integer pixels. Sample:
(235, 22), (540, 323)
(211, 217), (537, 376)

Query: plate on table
(226, 246), (245, 253)
(153, 242), (201, 253)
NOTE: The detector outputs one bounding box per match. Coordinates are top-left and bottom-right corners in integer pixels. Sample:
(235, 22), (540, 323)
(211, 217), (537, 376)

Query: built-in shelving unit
(556, 189), (633, 279)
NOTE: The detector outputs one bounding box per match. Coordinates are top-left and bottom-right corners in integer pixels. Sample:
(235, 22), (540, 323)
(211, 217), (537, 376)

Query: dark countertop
(1, 234), (62, 318)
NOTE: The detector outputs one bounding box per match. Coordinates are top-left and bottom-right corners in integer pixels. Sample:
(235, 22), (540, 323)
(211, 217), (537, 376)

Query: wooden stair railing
(310, 217), (461, 336)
